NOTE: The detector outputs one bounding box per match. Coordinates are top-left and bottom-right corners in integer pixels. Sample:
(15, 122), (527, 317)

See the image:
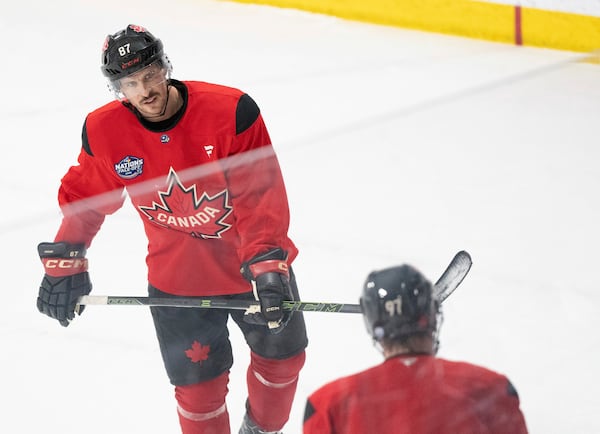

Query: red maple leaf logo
(185, 340), (210, 363)
(138, 168), (233, 239)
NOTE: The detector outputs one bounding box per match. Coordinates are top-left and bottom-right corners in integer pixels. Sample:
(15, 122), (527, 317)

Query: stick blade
(434, 250), (472, 302)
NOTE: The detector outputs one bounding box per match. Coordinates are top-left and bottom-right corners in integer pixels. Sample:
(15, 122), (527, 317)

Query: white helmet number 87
(118, 43), (131, 57)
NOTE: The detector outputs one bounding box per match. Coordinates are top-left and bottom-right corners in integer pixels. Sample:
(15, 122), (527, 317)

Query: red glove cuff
(42, 257), (89, 277)
(249, 260), (289, 279)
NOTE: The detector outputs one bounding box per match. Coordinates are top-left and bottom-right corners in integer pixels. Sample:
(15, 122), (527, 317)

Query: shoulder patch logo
(138, 167), (233, 239)
(114, 156), (144, 179)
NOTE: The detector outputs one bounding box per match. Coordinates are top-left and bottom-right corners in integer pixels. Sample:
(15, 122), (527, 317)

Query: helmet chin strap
(158, 82), (172, 117)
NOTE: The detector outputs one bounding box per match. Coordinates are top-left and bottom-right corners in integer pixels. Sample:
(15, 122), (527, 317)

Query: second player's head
(360, 264), (442, 354)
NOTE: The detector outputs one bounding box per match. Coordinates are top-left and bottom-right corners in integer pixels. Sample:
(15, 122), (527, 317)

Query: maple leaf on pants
(184, 340), (210, 363)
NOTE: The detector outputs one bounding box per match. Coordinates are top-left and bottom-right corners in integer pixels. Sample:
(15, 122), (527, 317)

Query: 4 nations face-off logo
(138, 168), (233, 239)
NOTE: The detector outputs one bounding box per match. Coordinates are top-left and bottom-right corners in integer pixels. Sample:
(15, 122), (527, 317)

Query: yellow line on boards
(224, 0), (600, 53)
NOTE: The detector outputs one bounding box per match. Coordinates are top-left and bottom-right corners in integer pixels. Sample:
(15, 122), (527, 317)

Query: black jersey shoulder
(82, 117), (93, 156)
(303, 400), (316, 423)
(236, 93), (260, 135)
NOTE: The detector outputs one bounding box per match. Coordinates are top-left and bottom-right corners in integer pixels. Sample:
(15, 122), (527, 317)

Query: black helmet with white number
(360, 264), (440, 343)
(100, 25), (172, 97)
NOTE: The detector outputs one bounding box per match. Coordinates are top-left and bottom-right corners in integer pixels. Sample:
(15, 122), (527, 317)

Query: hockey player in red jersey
(36, 24), (307, 434)
(303, 264), (528, 434)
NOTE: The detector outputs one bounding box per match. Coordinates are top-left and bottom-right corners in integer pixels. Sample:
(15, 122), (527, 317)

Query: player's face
(119, 63), (169, 118)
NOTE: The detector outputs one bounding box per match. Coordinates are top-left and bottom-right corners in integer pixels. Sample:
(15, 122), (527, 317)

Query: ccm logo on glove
(42, 258), (88, 276)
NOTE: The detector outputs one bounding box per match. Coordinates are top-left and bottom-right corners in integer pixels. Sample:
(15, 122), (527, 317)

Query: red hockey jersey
(54, 80), (297, 296)
(304, 355), (528, 434)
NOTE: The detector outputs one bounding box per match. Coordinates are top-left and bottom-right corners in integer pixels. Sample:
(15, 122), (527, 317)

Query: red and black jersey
(303, 355), (528, 434)
(54, 80), (297, 296)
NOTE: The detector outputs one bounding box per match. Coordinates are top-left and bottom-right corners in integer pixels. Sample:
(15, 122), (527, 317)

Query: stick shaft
(77, 295), (362, 313)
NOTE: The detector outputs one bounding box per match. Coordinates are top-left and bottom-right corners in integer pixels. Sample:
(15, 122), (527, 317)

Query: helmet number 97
(384, 296), (402, 317)
(118, 43), (131, 57)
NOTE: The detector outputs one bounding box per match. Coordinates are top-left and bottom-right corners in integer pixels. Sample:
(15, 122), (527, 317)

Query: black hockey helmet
(100, 25), (173, 99)
(360, 264), (440, 342)
(101, 24), (169, 80)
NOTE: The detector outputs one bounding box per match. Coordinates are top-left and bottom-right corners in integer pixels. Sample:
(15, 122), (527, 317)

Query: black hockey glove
(37, 242), (92, 327)
(241, 248), (293, 334)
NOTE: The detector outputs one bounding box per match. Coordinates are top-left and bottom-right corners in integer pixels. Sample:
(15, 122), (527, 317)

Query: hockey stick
(76, 250), (472, 313)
